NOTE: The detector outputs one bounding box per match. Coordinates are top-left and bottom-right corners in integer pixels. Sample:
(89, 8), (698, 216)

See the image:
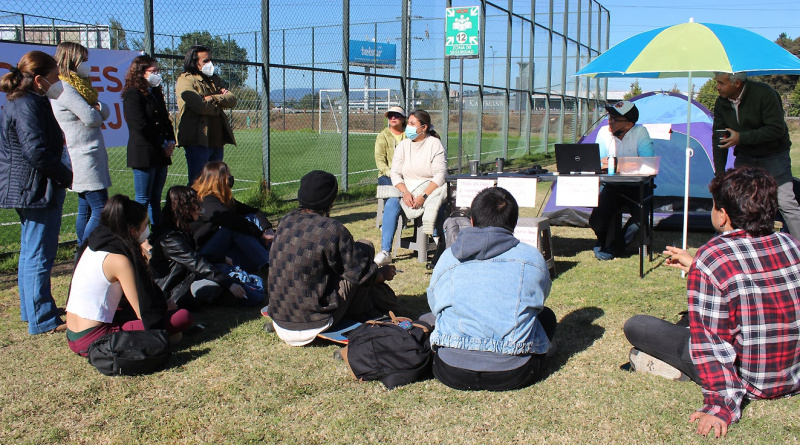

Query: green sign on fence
(445, 6), (480, 58)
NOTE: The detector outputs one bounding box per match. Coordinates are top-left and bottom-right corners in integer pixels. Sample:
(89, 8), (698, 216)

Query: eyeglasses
(607, 115), (628, 123)
(387, 113), (403, 120)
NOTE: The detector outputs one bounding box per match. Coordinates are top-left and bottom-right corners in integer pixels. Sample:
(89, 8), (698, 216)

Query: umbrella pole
(682, 74), (693, 276)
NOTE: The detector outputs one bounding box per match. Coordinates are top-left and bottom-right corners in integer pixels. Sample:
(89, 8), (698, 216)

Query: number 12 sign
(445, 6), (480, 58)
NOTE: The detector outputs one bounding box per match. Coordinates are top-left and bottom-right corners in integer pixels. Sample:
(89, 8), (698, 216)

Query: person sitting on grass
(267, 170), (400, 346)
(427, 187), (557, 391)
(624, 166), (800, 438)
(65, 195), (193, 356)
(150, 186), (252, 309)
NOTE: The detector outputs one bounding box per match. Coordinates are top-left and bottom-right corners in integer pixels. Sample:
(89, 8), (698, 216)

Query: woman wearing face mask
(374, 109), (448, 266)
(190, 162), (272, 275)
(51, 42), (112, 246)
(176, 45), (237, 186)
(122, 55), (175, 228)
(65, 194), (193, 356)
(0, 51), (72, 335)
(374, 106), (407, 186)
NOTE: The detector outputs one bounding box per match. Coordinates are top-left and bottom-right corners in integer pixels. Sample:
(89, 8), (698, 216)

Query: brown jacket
(175, 72), (237, 148)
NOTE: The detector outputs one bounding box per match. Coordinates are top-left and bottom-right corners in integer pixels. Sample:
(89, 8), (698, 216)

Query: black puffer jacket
(0, 92), (72, 209)
(150, 227), (235, 306)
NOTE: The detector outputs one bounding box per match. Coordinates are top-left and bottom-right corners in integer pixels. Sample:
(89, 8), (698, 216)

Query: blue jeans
(381, 197), (402, 252)
(16, 188), (66, 334)
(199, 215), (270, 273)
(76, 189), (108, 246)
(377, 175), (392, 186)
(185, 145), (224, 186)
(133, 166), (168, 227)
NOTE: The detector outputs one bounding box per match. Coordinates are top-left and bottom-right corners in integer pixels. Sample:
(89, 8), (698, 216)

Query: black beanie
(298, 170), (338, 210)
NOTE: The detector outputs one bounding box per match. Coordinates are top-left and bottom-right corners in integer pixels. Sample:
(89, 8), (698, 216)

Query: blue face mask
(405, 125), (418, 139)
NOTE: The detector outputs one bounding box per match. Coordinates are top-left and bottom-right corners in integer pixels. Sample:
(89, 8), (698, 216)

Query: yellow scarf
(60, 71), (98, 105)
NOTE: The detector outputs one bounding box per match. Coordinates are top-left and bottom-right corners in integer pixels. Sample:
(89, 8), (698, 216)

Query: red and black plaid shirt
(688, 229), (800, 424)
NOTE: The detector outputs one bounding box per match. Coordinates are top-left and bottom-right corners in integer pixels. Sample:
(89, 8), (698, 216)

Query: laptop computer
(554, 143), (602, 174)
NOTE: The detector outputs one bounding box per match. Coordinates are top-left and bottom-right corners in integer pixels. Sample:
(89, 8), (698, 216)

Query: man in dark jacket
(267, 170), (399, 346)
(712, 72), (800, 235)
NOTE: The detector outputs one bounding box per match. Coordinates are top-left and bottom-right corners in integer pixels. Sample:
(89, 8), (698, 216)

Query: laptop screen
(554, 143), (601, 174)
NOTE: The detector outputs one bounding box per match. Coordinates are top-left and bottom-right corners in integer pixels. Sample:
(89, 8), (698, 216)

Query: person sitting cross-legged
(267, 170), (401, 346)
(624, 166), (800, 438)
(427, 187), (557, 391)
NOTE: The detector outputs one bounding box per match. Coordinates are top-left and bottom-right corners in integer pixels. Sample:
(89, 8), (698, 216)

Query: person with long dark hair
(0, 51), (72, 335)
(150, 186), (249, 308)
(65, 195), (192, 356)
(191, 162), (271, 274)
(122, 54), (175, 228)
(374, 109), (448, 266)
(51, 42), (112, 246)
(176, 45), (237, 185)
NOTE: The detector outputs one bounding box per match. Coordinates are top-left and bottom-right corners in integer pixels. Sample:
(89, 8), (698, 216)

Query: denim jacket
(427, 226), (552, 355)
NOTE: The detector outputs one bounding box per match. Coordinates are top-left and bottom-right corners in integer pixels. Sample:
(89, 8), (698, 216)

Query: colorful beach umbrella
(575, 21), (800, 255)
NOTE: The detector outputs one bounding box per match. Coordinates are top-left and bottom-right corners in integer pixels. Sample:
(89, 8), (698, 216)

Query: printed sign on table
(497, 177), (537, 208)
(455, 178), (495, 208)
(555, 176), (600, 207)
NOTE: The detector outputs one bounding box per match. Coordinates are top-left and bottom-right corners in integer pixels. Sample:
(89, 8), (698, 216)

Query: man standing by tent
(589, 100), (654, 260)
(713, 72), (800, 236)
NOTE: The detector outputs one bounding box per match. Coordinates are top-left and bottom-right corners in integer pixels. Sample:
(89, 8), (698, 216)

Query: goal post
(318, 88), (394, 134)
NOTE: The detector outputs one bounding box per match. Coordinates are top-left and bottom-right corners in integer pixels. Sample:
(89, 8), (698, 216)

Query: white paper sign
(497, 177), (537, 208)
(643, 123), (672, 141)
(455, 178), (495, 208)
(555, 176), (600, 207)
(513, 226), (539, 248)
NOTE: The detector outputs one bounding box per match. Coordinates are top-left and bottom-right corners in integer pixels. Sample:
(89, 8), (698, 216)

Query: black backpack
(341, 312), (432, 389)
(87, 330), (171, 376)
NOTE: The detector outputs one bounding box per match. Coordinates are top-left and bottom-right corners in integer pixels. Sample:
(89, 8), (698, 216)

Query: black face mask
(227, 175), (234, 188)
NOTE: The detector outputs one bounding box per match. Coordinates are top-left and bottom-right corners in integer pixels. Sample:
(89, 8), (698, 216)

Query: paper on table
(497, 177), (537, 208)
(643, 123), (672, 141)
(455, 178), (496, 208)
(513, 226), (539, 248)
(555, 176), (600, 207)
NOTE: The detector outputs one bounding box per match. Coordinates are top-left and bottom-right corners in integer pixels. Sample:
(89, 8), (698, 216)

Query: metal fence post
(341, 0), (350, 190)
(143, 0), (154, 55)
(261, 0), (271, 190)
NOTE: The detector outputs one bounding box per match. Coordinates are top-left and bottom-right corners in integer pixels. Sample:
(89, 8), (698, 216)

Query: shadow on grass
(554, 260), (578, 276)
(179, 305), (264, 348)
(169, 347), (212, 368)
(538, 306), (605, 381)
(336, 211), (375, 225)
(552, 234), (596, 258)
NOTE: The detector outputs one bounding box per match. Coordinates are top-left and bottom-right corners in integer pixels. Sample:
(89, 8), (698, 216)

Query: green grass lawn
(2, 177), (800, 443)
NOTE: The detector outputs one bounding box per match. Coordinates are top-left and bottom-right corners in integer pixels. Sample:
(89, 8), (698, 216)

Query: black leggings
(432, 307), (557, 391)
(623, 314), (701, 384)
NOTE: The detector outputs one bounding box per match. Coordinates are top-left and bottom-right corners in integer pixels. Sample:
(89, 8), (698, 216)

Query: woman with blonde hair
(0, 50), (72, 334)
(52, 42), (112, 245)
(190, 162), (272, 273)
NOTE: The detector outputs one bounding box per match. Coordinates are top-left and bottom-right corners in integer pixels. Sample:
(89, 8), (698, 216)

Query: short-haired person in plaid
(624, 166), (800, 438)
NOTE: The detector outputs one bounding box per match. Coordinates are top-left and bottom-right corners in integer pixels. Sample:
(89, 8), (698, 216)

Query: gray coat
(51, 83), (112, 192)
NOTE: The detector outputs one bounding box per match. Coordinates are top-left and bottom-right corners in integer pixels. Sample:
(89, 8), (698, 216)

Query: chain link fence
(0, 0), (609, 254)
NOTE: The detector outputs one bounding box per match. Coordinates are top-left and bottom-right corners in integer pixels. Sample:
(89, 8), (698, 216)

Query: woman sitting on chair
(65, 195), (193, 356)
(374, 110), (448, 266)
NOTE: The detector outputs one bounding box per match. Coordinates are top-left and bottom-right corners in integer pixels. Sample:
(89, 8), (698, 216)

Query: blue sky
(601, 0), (800, 92)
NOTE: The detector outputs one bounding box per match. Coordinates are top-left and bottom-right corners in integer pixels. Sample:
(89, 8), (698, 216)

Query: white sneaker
(374, 250), (391, 266)
(629, 348), (688, 381)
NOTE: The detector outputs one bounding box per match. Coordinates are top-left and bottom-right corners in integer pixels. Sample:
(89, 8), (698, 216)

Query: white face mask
(146, 72), (163, 88)
(41, 78), (64, 100)
(201, 61), (215, 77)
(137, 225), (150, 244)
(75, 62), (91, 78)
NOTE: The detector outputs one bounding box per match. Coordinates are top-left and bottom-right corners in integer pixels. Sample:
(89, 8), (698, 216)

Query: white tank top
(66, 248), (124, 323)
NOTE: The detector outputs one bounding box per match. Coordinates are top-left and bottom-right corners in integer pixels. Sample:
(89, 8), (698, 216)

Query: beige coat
(175, 72), (237, 147)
